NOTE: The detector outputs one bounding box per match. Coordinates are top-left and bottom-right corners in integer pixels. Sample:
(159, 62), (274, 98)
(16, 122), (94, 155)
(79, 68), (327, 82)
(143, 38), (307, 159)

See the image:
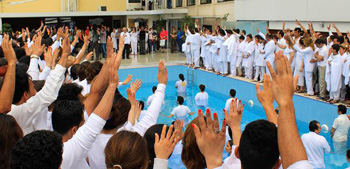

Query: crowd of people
(184, 20), (350, 106)
(0, 20), (349, 169)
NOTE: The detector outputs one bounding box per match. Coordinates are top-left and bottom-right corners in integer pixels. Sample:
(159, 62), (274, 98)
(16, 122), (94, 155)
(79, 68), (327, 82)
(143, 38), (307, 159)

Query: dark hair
(294, 28), (302, 33)
(338, 105), (347, 114)
(56, 83), (83, 102)
(278, 30), (284, 37)
(144, 124), (169, 169)
(195, 28), (199, 33)
(230, 89), (236, 97)
(13, 63), (30, 104)
(78, 61), (90, 81)
(70, 64), (80, 80)
(239, 35), (245, 40)
(219, 29), (226, 36)
(104, 95), (131, 130)
(228, 140), (233, 147)
(236, 29), (240, 34)
(226, 30), (233, 34)
(52, 100), (84, 135)
(177, 96), (184, 105)
(105, 131), (149, 169)
(247, 34), (253, 39)
(85, 61), (103, 84)
(18, 55), (30, 66)
(11, 130), (63, 169)
(242, 30), (246, 35)
(152, 86), (157, 93)
(347, 149), (350, 159)
(239, 120), (279, 169)
(266, 34), (273, 40)
(0, 114), (23, 169)
(139, 100), (145, 110)
(332, 44), (340, 53)
(336, 36), (345, 44)
(309, 120), (320, 132)
(315, 38), (326, 45)
(14, 48), (26, 60)
(179, 73), (185, 81)
(33, 80), (45, 92)
(199, 84), (205, 92)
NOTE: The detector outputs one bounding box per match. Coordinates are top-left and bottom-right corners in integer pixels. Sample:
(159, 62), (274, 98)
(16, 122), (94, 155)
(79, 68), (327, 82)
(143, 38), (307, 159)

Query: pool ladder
(187, 67), (194, 86)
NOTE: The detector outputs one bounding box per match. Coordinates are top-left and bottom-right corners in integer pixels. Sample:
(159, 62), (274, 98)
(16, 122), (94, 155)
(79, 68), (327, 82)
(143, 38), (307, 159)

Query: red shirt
(85, 30), (90, 36)
(160, 30), (167, 40)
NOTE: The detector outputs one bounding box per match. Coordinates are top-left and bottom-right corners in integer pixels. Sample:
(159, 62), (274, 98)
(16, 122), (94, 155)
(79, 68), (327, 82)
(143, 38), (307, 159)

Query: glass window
(129, 0), (141, 3)
(217, 0), (233, 2)
(188, 0), (195, 6)
(200, 0), (211, 4)
(176, 0), (183, 7)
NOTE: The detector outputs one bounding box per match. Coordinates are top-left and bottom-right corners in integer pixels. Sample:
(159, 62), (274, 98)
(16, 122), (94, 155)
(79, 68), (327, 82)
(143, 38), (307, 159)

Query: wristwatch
(30, 54), (39, 59)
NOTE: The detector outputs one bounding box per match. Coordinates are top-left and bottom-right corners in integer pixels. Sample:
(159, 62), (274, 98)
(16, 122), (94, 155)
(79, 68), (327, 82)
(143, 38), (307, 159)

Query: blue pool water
(118, 65), (350, 169)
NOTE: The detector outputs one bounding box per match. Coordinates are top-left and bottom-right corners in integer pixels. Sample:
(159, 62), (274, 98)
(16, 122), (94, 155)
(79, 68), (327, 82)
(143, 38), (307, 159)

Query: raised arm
(296, 20), (308, 35)
(256, 74), (277, 125)
(74, 35), (90, 64)
(267, 51), (309, 168)
(332, 23), (343, 37)
(0, 35), (17, 113)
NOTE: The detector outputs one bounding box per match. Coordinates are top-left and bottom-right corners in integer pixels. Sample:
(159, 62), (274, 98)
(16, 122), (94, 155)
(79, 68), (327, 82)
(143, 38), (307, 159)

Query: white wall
(235, 0), (350, 22)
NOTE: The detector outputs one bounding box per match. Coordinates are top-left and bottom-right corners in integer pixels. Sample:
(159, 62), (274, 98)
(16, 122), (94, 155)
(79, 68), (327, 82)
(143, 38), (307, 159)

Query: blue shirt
(177, 31), (184, 41)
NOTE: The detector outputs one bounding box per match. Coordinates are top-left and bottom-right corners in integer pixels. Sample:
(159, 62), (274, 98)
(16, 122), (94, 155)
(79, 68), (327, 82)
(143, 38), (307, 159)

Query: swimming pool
(118, 65), (350, 169)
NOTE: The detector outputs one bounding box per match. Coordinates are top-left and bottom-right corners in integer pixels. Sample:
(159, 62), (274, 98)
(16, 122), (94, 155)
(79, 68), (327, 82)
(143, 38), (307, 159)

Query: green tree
(180, 15), (194, 30)
(2, 23), (12, 34)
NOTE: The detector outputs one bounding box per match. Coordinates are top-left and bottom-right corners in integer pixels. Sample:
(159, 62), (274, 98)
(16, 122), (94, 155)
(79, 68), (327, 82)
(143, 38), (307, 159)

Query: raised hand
(109, 53), (120, 86)
(1, 34), (17, 65)
(58, 29), (71, 68)
(85, 52), (93, 61)
(31, 33), (45, 57)
(257, 27), (260, 33)
(52, 47), (60, 68)
(224, 99), (244, 145)
(122, 74), (133, 85)
(44, 47), (53, 68)
(154, 125), (180, 159)
(106, 37), (114, 62)
(193, 109), (226, 169)
(130, 79), (142, 93)
(266, 51), (294, 106)
(327, 24), (331, 30)
(157, 60), (168, 85)
(256, 74), (274, 106)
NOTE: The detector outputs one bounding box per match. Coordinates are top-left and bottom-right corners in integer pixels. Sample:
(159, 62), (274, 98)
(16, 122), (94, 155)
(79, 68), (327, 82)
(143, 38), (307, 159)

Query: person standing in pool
(225, 89), (236, 111)
(166, 96), (194, 126)
(175, 74), (187, 96)
(195, 84), (209, 110)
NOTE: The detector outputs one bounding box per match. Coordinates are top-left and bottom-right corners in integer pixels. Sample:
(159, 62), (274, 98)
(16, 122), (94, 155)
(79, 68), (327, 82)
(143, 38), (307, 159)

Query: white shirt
(225, 98), (234, 111)
(147, 93), (165, 106)
(195, 92), (209, 107)
(88, 133), (113, 169)
(61, 113), (106, 169)
(222, 146), (241, 169)
(118, 84), (166, 136)
(332, 114), (350, 142)
(171, 105), (191, 119)
(120, 32), (131, 44)
(301, 132), (331, 168)
(27, 57), (51, 81)
(76, 79), (90, 96)
(175, 80), (187, 94)
(8, 64), (66, 135)
(276, 38), (287, 52)
(317, 45), (329, 67)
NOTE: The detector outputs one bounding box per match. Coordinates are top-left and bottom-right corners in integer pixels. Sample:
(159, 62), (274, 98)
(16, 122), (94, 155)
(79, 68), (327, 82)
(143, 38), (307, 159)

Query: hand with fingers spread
(193, 109), (226, 169)
(58, 30), (71, 68)
(85, 52), (94, 61)
(127, 88), (138, 125)
(24, 42), (33, 56)
(2, 34), (17, 65)
(52, 47), (60, 68)
(130, 79), (142, 93)
(108, 53), (120, 87)
(224, 98), (244, 145)
(256, 74), (277, 125)
(154, 125), (181, 159)
(122, 75), (133, 85)
(157, 60), (168, 85)
(31, 33), (45, 57)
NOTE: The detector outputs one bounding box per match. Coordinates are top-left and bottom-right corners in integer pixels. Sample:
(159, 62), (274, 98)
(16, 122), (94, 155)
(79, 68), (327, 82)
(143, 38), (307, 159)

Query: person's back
(88, 133), (113, 169)
(195, 92), (208, 107)
(225, 89), (236, 111)
(333, 113), (350, 142)
(301, 121), (330, 169)
(175, 74), (187, 94)
(172, 105), (190, 119)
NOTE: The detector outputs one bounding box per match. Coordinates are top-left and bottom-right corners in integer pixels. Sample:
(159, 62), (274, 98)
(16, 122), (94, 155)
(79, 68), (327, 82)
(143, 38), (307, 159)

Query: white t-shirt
(147, 94), (165, 106)
(195, 92), (209, 107)
(332, 114), (350, 142)
(175, 80), (187, 94)
(120, 32), (131, 44)
(301, 132), (331, 168)
(316, 45), (329, 67)
(222, 146), (241, 169)
(171, 105), (191, 119)
(88, 133), (113, 169)
(225, 98), (234, 111)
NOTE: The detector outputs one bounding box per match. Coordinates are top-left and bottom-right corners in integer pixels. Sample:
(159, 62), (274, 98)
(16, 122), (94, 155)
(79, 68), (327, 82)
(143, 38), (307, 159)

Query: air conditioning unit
(100, 6), (107, 11)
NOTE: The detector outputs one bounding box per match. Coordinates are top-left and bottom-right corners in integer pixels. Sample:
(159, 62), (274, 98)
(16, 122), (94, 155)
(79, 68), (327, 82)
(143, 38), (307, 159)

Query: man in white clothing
(187, 28), (201, 68)
(327, 44), (343, 102)
(167, 96), (194, 125)
(236, 36), (246, 76)
(261, 34), (276, 76)
(224, 89), (236, 111)
(223, 30), (237, 76)
(195, 84), (209, 109)
(242, 34), (255, 79)
(276, 30), (286, 52)
(120, 27), (131, 59)
(301, 120), (331, 169)
(147, 86), (165, 106)
(254, 35), (266, 82)
(314, 39), (328, 100)
(331, 105), (350, 153)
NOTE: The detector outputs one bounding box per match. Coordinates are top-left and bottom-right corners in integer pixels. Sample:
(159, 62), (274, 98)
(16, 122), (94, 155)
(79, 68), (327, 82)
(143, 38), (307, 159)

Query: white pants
(230, 61), (236, 76)
(131, 41), (138, 54)
(202, 57), (207, 68)
(305, 72), (314, 95)
(185, 52), (192, 65)
(191, 49), (200, 68)
(330, 90), (341, 100)
(219, 61), (228, 74)
(207, 54), (213, 70)
(244, 66), (253, 79)
(254, 66), (265, 81)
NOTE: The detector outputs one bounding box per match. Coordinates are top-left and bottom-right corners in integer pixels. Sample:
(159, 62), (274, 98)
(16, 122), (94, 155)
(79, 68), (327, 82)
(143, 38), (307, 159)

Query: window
(129, 0), (141, 3)
(200, 0), (211, 4)
(188, 0), (195, 6)
(176, 0), (183, 7)
(218, 0), (233, 2)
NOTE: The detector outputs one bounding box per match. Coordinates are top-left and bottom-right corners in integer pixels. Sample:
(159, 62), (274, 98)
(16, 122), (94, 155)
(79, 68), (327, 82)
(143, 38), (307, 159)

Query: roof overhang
(0, 9), (188, 18)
